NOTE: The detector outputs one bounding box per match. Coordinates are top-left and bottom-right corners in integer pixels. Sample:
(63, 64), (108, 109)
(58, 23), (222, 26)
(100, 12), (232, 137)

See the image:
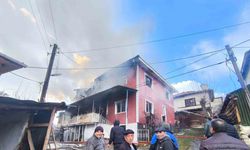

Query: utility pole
(40, 44), (58, 102)
(225, 45), (250, 108)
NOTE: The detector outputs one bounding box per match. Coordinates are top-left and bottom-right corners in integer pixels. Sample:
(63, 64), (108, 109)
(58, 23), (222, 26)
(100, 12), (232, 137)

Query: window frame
(115, 100), (126, 114)
(145, 100), (154, 114)
(144, 74), (153, 88)
(184, 98), (196, 107)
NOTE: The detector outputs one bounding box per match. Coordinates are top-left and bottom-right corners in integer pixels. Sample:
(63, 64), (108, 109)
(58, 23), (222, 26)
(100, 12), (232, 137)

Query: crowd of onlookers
(85, 117), (249, 150)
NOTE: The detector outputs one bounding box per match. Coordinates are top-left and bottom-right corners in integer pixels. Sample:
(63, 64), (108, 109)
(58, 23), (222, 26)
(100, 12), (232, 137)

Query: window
(145, 101), (153, 113)
(145, 75), (152, 88)
(115, 100), (126, 113)
(162, 115), (166, 122)
(185, 98), (196, 107)
(166, 90), (171, 100)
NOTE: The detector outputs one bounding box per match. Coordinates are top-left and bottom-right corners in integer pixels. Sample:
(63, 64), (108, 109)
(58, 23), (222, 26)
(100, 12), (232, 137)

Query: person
(200, 118), (249, 150)
(119, 129), (137, 150)
(218, 114), (240, 139)
(150, 123), (179, 150)
(150, 127), (174, 150)
(204, 117), (212, 138)
(86, 126), (105, 150)
(108, 120), (124, 150)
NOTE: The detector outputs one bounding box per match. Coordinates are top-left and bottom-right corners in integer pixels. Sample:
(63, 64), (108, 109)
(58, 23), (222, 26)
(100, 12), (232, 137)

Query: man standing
(119, 129), (137, 150)
(150, 123), (179, 150)
(108, 120), (124, 150)
(200, 118), (249, 150)
(150, 127), (174, 150)
(86, 126), (105, 150)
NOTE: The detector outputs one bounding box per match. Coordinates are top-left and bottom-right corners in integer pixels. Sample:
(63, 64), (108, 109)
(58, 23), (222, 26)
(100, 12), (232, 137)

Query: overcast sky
(0, 0), (250, 103)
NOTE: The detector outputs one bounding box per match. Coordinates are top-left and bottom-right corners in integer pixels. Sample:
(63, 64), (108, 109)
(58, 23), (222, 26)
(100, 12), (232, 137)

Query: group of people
(201, 118), (249, 150)
(86, 120), (137, 150)
(86, 118), (249, 150)
(86, 120), (178, 150)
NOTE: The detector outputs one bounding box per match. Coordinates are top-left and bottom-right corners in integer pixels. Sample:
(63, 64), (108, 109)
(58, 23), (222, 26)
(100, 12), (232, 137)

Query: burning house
(58, 55), (176, 143)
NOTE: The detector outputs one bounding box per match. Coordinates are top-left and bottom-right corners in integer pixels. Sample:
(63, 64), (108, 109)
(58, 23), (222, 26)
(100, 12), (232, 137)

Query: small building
(174, 89), (222, 128)
(241, 50), (250, 84)
(59, 55), (176, 143)
(219, 85), (250, 146)
(0, 96), (65, 150)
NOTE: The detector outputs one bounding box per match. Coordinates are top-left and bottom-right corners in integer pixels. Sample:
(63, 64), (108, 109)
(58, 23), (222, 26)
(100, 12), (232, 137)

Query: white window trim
(115, 100), (126, 114)
(162, 105), (166, 116)
(144, 73), (153, 88)
(166, 90), (171, 100)
(145, 99), (154, 114)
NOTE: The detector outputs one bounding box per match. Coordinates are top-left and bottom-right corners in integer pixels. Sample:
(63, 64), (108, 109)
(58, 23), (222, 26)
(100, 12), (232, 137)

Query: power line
(10, 72), (41, 84)
(27, 0), (49, 53)
(62, 21), (250, 54)
(151, 48), (225, 64)
(25, 38), (250, 71)
(165, 60), (227, 79)
(49, 0), (58, 42)
(34, 0), (51, 45)
(165, 52), (220, 75)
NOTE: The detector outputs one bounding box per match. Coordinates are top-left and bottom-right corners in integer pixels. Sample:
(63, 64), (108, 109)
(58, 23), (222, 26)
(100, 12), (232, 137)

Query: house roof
(173, 89), (214, 99)
(241, 50), (250, 79)
(0, 53), (26, 75)
(0, 96), (66, 110)
(0, 52), (26, 75)
(95, 55), (176, 93)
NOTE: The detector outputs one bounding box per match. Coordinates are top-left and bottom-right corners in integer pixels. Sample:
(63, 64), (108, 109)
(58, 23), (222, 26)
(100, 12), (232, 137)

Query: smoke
(0, 0), (150, 101)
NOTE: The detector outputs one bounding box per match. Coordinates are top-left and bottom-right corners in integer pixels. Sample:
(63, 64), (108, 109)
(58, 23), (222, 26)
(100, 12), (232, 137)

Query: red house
(62, 55), (176, 142)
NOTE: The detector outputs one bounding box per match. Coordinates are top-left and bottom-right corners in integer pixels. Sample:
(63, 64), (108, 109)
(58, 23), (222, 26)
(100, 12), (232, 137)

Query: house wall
(106, 92), (136, 125)
(174, 92), (211, 112)
(137, 66), (175, 125)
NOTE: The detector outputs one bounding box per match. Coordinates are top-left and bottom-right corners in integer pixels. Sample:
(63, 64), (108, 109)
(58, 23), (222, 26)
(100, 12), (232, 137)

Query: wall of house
(106, 92), (137, 125)
(137, 66), (175, 125)
(174, 92), (211, 112)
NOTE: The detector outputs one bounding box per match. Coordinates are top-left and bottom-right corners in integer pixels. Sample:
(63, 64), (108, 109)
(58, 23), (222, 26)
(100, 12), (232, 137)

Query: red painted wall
(138, 66), (175, 125)
(106, 65), (175, 125)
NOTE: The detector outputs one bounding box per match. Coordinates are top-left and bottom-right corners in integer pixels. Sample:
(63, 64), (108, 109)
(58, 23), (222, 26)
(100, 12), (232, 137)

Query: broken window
(115, 100), (126, 113)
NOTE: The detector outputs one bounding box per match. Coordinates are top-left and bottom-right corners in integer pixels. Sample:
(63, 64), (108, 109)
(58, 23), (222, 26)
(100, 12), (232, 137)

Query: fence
(138, 129), (149, 142)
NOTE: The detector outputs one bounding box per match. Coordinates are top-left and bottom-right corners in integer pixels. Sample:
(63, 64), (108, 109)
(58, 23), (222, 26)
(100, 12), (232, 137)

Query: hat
(155, 127), (165, 132)
(94, 126), (104, 133)
(124, 129), (134, 135)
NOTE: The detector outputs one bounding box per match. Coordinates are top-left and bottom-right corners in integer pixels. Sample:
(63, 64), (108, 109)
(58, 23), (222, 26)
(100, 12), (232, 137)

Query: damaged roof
(0, 96), (66, 110)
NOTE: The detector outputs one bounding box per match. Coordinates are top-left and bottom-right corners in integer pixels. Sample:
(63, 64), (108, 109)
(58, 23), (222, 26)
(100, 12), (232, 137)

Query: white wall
(126, 123), (138, 143)
(174, 92), (211, 112)
(84, 123), (113, 141)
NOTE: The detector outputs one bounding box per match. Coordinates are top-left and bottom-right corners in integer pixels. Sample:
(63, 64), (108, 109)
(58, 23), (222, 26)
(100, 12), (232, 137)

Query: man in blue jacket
(150, 123), (179, 150)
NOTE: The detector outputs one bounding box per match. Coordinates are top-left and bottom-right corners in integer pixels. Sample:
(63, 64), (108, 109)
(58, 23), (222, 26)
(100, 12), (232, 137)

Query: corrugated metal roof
(221, 85), (250, 126)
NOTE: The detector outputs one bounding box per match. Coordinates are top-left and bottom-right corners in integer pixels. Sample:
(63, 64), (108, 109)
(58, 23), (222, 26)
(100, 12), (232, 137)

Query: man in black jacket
(108, 120), (124, 150)
(200, 118), (249, 150)
(150, 127), (174, 150)
(119, 129), (137, 150)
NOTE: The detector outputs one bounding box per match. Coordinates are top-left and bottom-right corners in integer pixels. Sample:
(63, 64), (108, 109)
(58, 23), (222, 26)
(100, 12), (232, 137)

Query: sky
(0, 0), (250, 103)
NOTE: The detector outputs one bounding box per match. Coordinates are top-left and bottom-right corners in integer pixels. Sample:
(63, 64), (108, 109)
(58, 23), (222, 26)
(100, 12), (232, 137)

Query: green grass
(178, 138), (193, 150)
(176, 128), (204, 150)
